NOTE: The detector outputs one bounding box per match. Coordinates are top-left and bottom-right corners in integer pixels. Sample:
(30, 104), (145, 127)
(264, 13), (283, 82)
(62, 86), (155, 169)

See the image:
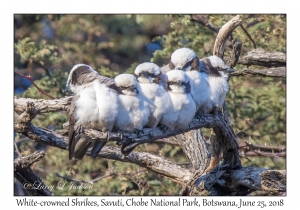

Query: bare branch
(237, 49), (286, 67)
(226, 40), (243, 68)
(189, 167), (286, 196)
(246, 17), (265, 28)
(14, 71), (56, 99)
(231, 67), (286, 78)
(14, 151), (52, 196)
(190, 15), (219, 33)
(213, 15), (242, 58)
(242, 151), (286, 158)
(32, 60), (51, 77)
(240, 24), (257, 49)
(14, 96), (72, 115)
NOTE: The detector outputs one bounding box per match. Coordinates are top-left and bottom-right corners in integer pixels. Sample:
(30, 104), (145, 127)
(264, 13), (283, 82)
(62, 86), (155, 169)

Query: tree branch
(14, 150), (52, 196)
(213, 15), (242, 59)
(190, 15), (219, 33)
(231, 67), (286, 78)
(14, 71), (56, 99)
(14, 96), (72, 115)
(240, 24), (256, 49)
(188, 167), (286, 196)
(237, 49), (286, 67)
(226, 40), (243, 68)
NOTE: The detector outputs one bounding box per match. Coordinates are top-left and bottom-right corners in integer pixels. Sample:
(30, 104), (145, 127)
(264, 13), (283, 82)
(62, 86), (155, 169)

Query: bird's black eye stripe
(182, 59), (194, 70)
(168, 81), (176, 85)
(169, 61), (175, 70)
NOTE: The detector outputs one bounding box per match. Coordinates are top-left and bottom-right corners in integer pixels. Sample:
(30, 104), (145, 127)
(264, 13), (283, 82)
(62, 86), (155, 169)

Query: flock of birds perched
(64, 47), (234, 160)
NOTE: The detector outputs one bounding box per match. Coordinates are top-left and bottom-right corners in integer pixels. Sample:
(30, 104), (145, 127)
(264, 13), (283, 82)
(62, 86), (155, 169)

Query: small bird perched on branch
(161, 70), (196, 130)
(113, 73), (151, 133)
(65, 64), (119, 160)
(163, 47), (234, 113)
(167, 48), (212, 113)
(200, 55), (234, 111)
(134, 62), (172, 128)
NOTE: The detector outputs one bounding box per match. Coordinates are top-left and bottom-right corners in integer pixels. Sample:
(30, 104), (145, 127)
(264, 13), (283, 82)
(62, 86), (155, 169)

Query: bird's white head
(169, 48), (199, 72)
(114, 74), (139, 96)
(64, 64), (99, 94)
(134, 62), (162, 84)
(209, 56), (235, 73)
(166, 70), (191, 94)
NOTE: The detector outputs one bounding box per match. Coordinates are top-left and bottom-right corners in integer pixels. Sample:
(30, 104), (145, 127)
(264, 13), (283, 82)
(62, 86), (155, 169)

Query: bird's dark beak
(224, 67), (235, 73)
(153, 73), (162, 84)
(141, 71), (149, 78)
(63, 85), (71, 94)
(184, 82), (191, 93)
(128, 85), (136, 91)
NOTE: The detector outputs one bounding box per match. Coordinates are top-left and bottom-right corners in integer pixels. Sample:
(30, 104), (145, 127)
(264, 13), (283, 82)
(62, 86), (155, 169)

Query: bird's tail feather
(90, 141), (107, 158)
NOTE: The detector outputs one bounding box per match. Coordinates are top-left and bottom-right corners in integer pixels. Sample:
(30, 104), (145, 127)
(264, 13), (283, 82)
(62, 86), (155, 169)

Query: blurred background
(14, 14), (286, 196)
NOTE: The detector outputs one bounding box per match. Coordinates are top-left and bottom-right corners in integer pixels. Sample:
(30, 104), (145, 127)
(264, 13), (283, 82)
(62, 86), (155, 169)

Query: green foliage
(14, 14), (286, 196)
(14, 37), (58, 69)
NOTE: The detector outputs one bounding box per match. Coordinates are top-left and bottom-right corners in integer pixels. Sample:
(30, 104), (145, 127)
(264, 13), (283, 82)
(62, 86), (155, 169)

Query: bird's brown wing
(68, 94), (80, 160)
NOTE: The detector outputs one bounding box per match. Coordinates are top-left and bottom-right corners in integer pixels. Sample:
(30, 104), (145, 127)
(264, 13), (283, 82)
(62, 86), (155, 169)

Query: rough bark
(172, 130), (210, 173)
(14, 96), (72, 115)
(213, 15), (242, 59)
(188, 167), (286, 196)
(98, 147), (192, 184)
(231, 66), (286, 78)
(226, 41), (243, 68)
(237, 49), (286, 67)
(14, 151), (52, 196)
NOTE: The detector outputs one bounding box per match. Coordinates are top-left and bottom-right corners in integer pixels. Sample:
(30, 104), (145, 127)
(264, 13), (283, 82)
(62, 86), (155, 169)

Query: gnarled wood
(189, 167), (286, 196)
(213, 15), (242, 59)
(237, 49), (286, 67)
(14, 96), (72, 115)
(231, 67), (286, 78)
(14, 151), (52, 196)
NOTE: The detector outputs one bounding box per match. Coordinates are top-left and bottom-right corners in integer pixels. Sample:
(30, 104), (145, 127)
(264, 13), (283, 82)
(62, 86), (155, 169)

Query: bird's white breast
(186, 71), (211, 111)
(75, 81), (118, 131)
(208, 76), (229, 107)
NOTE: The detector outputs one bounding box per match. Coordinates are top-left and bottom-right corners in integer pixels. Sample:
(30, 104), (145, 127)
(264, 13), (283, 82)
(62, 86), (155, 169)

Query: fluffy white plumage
(134, 62), (172, 128)
(186, 70), (212, 113)
(169, 48), (233, 113)
(113, 74), (151, 132)
(66, 64), (119, 160)
(160, 70), (196, 130)
(201, 55), (232, 109)
(75, 80), (119, 131)
(169, 48), (212, 113)
(170, 48), (197, 71)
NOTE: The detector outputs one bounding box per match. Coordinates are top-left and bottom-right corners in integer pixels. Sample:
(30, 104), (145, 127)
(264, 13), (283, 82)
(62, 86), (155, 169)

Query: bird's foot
(134, 129), (144, 137)
(116, 131), (125, 145)
(158, 124), (169, 133)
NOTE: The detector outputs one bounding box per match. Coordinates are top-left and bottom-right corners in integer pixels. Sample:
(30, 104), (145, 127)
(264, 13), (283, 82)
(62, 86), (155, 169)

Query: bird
(200, 55), (234, 111)
(113, 73), (151, 133)
(164, 48), (211, 113)
(160, 70), (196, 130)
(164, 47), (234, 113)
(133, 62), (172, 128)
(65, 64), (119, 160)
